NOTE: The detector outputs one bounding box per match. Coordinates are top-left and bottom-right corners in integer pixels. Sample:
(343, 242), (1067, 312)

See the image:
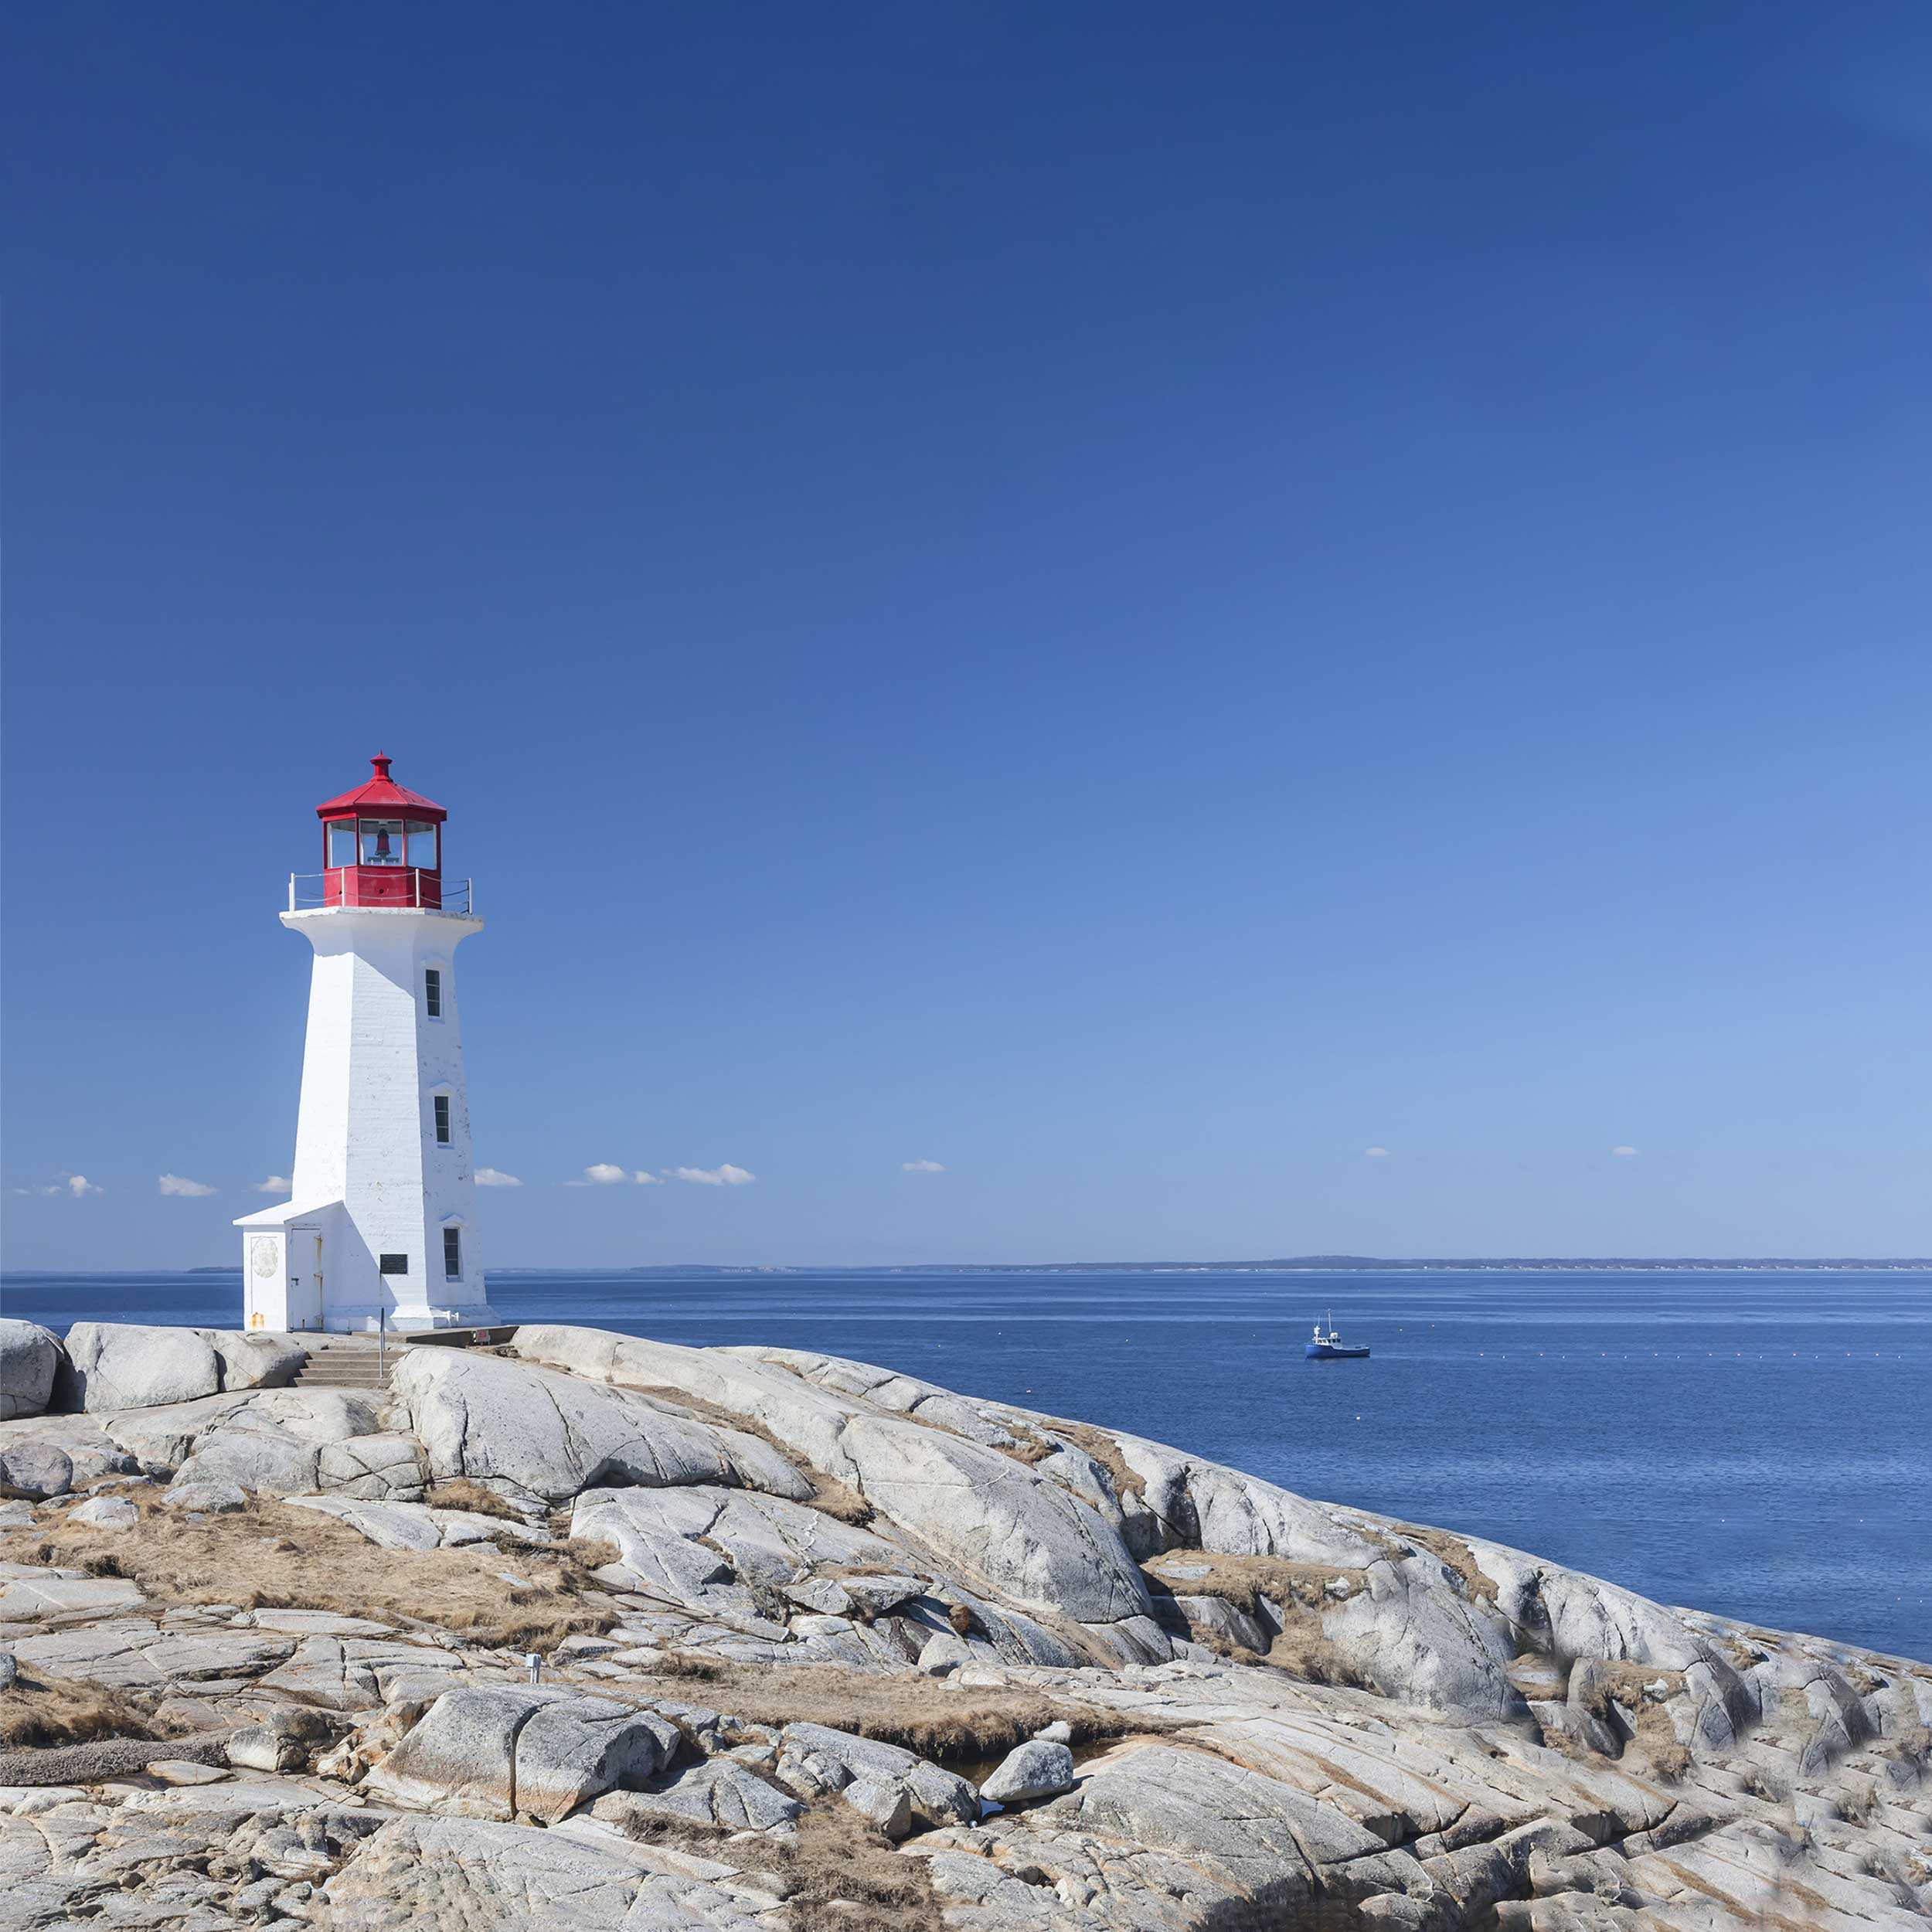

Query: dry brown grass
(0, 1488), (619, 1653)
(1574, 1662), (1685, 1723)
(1400, 1526), (1500, 1606)
(613, 1658), (1158, 1763)
(605, 1794), (941, 1932)
(1141, 1553), (1374, 1692)
(1632, 1702), (1691, 1781)
(1264, 1614), (1374, 1691)
(1183, 1618), (1370, 1692)
(779, 1798), (941, 1931)
(1569, 1664), (1692, 1780)
(424, 1478), (528, 1522)
(1142, 1549), (1366, 1617)
(1036, 1418), (1146, 1501)
(0, 1673), (177, 1750)
(804, 1475), (874, 1527)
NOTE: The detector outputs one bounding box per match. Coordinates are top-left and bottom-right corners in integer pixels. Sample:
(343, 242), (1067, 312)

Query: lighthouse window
(406, 821), (438, 867)
(444, 1229), (462, 1280)
(359, 818), (405, 865)
(434, 1094), (451, 1144)
(424, 969), (442, 1018)
(325, 820), (356, 867)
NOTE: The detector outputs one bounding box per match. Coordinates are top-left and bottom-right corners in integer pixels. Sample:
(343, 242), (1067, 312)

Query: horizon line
(6, 1253), (1928, 1278)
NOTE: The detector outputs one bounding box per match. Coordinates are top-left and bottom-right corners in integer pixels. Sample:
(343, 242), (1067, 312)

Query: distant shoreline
(594, 1256), (1930, 1274)
(12, 1256), (1926, 1281)
(520, 1255), (1930, 1274)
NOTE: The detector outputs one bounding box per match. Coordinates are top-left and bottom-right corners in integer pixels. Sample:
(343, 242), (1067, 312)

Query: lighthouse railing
(287, 872), (474, 915)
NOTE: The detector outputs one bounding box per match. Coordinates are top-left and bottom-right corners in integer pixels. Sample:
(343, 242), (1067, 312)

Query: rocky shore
(0, 1315), (1926, 1930)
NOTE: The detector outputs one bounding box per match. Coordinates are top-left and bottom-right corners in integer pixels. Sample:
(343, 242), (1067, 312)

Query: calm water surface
(5, 1266), (1926, 1662)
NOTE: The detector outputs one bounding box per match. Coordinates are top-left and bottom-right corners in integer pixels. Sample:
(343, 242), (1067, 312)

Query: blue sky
(4, 2), (1929, 1270)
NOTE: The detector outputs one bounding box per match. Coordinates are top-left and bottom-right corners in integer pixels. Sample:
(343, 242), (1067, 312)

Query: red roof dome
(315, 753), (447, 823)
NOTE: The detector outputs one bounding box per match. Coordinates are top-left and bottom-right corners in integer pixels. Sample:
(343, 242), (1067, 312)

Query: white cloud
(901, 1159), (947, 1173)
(158, 1174), (217, 1197)
(251, 1175), (291, 1194)
(632, 1170), (665, 1185)
(569, 1162), (631, 1187)
(1362, 1147), (1389, 1158)
(12, 1173), (104, 1198)
(474, 1168), (523, 1188)
(1611, 1145), (1639, 1158)
(671, 1164), (755, 1186)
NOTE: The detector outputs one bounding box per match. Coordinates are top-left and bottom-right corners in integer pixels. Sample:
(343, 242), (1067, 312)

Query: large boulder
(154, 1388), (386, 1492)
(513, 1327), (1155, 1625)
(981, 1738), (1076, 1804)
(773, 1721), (978, 1831)
(103, 1393), (260, 1472)
(0, 1320), (63, 1420)
(394, 1349), (813, 1507)
(59, 1325), (308, 1415)
(1318, 1558), (1529, 1724)
(572, 1482), (906, 1616)
(364, 1686), (675, 1823)
(1, 1440), (74, 1498)
(168, 1406), (323, 1495)
(209, 1331), (306, 1392)
(317, 1432), (429, 1500)
(590, 1757), (802, 1833)
(63, 1324), (223, 1412)
(0, 1412), (135, 1488)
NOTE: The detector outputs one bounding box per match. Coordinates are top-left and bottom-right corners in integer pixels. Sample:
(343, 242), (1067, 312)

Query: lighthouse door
(288, 1233), (324, 1332)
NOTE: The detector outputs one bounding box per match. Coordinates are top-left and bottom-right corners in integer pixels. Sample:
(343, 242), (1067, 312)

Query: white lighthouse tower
(234, 754), (501, 1333)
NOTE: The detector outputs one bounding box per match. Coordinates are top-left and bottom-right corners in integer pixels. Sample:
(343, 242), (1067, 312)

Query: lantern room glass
(325, 820), (356, 867)
(405, 821), (439, 868)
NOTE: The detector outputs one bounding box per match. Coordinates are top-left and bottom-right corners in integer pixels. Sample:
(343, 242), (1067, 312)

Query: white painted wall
(237, 906), (499, 1332)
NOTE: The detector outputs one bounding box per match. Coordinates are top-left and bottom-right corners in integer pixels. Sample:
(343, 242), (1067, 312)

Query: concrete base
(312, 1299), (503, 1335)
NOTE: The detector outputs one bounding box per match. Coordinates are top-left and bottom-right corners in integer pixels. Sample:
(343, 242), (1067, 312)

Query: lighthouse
(233, 755), (501, 1332)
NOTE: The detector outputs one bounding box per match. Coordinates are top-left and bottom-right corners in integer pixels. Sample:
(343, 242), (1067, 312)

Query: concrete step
(292, 1366), (391, 1388)
(289, 1337), (394, 1393)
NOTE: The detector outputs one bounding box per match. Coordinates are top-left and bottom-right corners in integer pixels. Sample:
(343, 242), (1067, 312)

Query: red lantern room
(314, 753), (448, 909)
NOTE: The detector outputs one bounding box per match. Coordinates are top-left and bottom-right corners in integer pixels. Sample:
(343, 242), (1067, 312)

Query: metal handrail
(287, 872), (474, 916)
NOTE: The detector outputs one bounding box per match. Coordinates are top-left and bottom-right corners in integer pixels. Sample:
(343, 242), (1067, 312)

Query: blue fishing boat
(1304, 1315), (1369, 1361)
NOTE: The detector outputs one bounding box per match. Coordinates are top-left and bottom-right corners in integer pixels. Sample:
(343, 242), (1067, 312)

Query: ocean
(3, 1265), (1926, 1664)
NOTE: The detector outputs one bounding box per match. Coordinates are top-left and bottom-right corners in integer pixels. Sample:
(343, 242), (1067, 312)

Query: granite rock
(514, 1328), (1158, 1626)
(981, 1739), (1076, 1804)
(396, 1347), (815, 1507)
(65, 1496), (139, 1529)
(0, 1331), (1922, 1932)
(62, 1323), (225, 1412)
(590, 1757), (802, 1835)
(365, 1686), (672, 1824)
(0, 1320), (62, 1420)
(774, 1721), (978, 1830)
(317, 1813), (784, 1930)
(1, 1440), (73, 1498)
